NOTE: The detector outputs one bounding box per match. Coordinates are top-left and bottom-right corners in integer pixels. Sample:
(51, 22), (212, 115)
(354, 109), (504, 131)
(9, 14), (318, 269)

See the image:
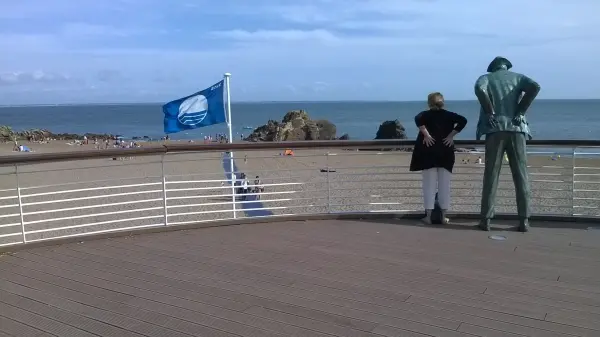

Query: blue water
(1, 100), (599, 141)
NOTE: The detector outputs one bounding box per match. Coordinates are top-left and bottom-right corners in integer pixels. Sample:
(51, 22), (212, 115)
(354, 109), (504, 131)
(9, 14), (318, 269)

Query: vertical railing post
(161, 155), (169, 226)
(230, 152), (237, 219)
(326, 152), (331, 213)
(571, 147), (576, 217)
(15, 164), (26, 243)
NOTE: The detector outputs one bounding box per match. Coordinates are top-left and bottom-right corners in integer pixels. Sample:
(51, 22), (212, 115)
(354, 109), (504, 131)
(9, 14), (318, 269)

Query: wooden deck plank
(31, 247), (466, 334)
(0, 289), (145, 337)
(121, 232), (600, 309)
(1, 218), (599, 337)
(0, 257), (365, 337)
(0, 273), (246, 337)
(0, 315), (55, 337)
(0, 302), (98, 337)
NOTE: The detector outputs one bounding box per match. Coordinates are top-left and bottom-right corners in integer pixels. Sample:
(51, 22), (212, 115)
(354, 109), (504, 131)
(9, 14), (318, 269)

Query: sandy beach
(1, 140), (599, 246)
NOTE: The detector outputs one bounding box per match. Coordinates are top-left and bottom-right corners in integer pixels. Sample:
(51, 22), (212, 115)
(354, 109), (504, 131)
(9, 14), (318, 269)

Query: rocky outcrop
(375, 120), (407, 140)
(244, 110), (337, 142)
(365, 120), (410, 151)
(0, 125), (114, 142)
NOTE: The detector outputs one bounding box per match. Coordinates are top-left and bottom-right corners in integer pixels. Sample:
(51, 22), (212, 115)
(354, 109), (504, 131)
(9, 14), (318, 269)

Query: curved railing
(1, 140), (599, 249)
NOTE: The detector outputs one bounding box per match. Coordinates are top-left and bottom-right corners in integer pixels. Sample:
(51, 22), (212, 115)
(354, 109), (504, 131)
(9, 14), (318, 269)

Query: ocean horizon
(1, 98), (598, 107)
(1, 99), (599, 142)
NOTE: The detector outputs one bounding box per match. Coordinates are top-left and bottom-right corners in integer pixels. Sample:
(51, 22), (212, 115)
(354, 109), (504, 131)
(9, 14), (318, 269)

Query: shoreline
(0, 139), (595, 159)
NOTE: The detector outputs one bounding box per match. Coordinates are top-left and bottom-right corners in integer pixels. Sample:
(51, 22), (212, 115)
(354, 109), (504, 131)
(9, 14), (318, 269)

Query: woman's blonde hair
(427, 92), (445, 110)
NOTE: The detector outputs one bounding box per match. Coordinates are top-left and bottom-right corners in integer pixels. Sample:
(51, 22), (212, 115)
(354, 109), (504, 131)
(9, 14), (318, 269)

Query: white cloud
(0, 0), (599, 103)
(0, 71), (74, 85)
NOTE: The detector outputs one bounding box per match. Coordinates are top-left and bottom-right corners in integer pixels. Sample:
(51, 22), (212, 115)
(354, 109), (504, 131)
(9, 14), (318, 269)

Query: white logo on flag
(177, 94), (208, 126)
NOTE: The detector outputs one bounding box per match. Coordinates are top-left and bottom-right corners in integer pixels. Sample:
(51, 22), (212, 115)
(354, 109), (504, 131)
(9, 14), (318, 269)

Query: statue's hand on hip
(488, 113), (498, 128)
(512, 114), (526, 126)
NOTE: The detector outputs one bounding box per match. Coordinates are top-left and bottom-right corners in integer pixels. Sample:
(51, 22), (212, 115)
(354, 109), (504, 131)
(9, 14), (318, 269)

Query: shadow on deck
(1, 218), (600, 337)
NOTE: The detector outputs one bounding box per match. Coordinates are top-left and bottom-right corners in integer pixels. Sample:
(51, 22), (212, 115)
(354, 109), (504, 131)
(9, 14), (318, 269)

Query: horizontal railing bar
(0, 195), (17, 201)
(167, 196), (326, 209)
(0, 204), (18, 209)
(22, 190), (163, 206)
(0, 188), (16, 193)
(357, 194), (572, 201)
(19, 175), (164, 191)
(0, 213), (19, 219)
(326, 178), (569, 184)
(165, 168), (319, 179)
(0, 223), (20, 229)
(327, 171), (570, 178)
(17, 160), (165, 175)
(0, 241), (22, 248)
(168, 204), (324, 218)
(167, 217), (234, 226)
(21, 182), (162, 198)
(166, 182), (304, 192)
(163, 172), (224, 178)
(19, 161), (160, 175)
(2, 140), (599, 166)
(573, 189), (600, 192)
(170, 177), (327, 185)
(573, 181), (600, 184)
(167, 208), (330, 227)
(24, 206), (163, 225)
(166, 179), (231, 184)
(24, 223), (164, 243)
(329, 203), (420, 207)
(327, 165), (573, 172)
(333, 201), (572, 208)
(166, 190), (306, 201)
(574, 166), (600, 170)
(25, 215), (164, 235)
(0, 232), (21, 239)
(23, 198), (163, 216)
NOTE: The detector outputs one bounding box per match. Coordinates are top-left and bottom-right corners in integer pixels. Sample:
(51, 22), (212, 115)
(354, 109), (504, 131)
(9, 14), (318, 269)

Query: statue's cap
(487, 56), (513, 72)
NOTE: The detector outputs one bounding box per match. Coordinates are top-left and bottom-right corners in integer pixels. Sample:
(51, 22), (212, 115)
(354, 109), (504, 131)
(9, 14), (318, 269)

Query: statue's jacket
(475, 64), (540, 140)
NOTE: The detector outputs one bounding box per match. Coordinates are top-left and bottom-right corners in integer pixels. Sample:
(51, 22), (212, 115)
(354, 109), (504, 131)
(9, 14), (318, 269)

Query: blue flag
(163, 80), (226, 134)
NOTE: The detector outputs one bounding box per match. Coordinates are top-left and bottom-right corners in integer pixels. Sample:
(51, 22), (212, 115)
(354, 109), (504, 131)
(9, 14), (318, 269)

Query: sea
(1, 100), (599, 143)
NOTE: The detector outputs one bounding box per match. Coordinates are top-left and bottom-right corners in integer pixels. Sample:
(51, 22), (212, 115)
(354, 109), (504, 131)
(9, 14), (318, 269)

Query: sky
(0, 0), (599, 104)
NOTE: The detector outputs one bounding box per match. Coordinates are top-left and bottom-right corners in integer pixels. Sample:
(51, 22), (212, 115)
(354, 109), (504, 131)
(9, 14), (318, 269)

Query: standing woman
(409, 92), (467, 224)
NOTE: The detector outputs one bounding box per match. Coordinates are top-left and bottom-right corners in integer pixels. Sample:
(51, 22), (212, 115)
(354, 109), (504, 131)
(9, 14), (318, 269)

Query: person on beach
(253, 176), (264, 200)
(409, 92), (468, 224)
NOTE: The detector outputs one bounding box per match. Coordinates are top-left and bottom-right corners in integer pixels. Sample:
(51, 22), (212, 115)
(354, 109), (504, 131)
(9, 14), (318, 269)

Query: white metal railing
(0, 144), (599, 248)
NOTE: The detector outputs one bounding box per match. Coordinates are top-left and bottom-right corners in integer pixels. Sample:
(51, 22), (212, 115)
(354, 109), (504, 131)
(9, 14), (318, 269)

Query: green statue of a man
(474, 56), (541, 232)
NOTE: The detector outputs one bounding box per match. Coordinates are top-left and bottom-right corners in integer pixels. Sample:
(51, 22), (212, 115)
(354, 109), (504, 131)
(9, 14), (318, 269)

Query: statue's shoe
(518, 219), (530, 232)
(478, 219), (491, 231)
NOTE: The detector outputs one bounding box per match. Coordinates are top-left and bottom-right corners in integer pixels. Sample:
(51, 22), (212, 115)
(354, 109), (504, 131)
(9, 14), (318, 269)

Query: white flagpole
(224, 73), (237, 219)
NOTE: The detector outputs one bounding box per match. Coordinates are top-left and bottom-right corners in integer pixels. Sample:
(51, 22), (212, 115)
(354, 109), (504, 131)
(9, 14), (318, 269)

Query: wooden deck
(1, 218), (600, 337)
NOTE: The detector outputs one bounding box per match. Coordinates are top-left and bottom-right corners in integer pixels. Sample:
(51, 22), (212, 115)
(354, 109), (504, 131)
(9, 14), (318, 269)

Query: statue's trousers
(480, 131), (530, 219)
